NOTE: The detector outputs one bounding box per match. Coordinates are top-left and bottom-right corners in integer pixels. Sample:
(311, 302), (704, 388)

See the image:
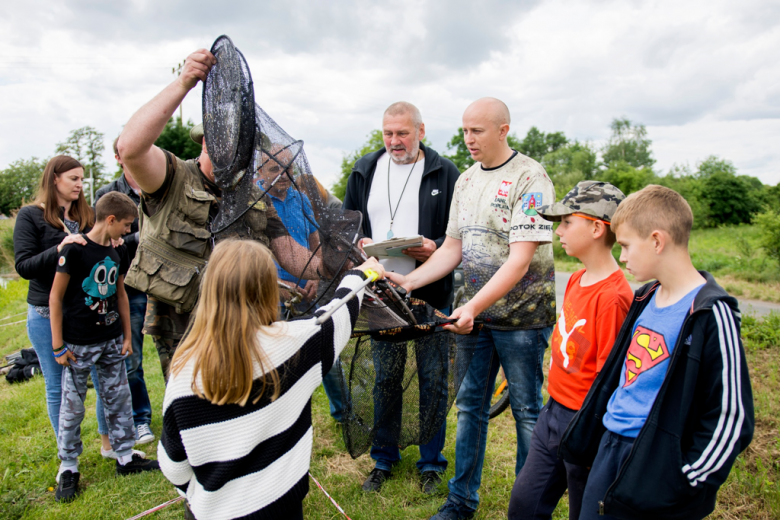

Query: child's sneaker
(116, 453), (160, 475)
(135, 424), (155, 445)
(55, 470), (80, 502)
(101, 447), (146, 460)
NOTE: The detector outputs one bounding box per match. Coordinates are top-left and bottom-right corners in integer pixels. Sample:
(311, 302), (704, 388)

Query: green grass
(1, 272), (779, 518)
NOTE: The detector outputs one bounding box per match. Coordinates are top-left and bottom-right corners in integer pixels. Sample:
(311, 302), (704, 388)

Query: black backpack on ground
(5, 348), (41, 384)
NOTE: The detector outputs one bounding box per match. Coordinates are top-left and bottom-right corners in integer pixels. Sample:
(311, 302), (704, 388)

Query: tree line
(332, 118), (780, 232)
(0, 117), (200, 215)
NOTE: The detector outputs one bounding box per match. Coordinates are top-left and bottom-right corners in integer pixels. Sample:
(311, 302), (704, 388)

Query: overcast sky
(2, 0), (779, 188)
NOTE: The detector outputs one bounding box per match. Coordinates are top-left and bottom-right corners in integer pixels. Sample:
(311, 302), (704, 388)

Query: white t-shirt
(446, 151), (557, 329)
(366, 152), (425, 275)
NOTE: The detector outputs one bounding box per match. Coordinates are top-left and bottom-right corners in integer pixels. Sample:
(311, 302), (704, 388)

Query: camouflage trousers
(58, 336), (135, 463)
(150, 335), (182, 383)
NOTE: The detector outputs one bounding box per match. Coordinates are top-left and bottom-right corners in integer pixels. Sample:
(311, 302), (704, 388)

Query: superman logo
(623, 325), (669, 387)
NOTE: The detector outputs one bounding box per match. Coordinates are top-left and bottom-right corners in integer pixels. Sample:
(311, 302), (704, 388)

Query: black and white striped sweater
(158, 271), (367, 520)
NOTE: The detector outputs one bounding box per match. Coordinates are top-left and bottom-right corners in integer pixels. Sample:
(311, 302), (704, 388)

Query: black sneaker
(361, 467), (391, 492)
(430, 501), (476, 520)
(55, 470), (80, 502)
(116, 454), (161, 475)
(420, 470), (442, 495)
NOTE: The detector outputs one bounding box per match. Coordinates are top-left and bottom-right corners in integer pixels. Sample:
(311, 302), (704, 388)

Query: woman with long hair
(159, 239), (383, 520)
(14, 156), (117, 457)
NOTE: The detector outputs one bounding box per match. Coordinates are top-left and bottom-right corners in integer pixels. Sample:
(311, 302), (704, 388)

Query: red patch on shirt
(497, 180), (512, 198)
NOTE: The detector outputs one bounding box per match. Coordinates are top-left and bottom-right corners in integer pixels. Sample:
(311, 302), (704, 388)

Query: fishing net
(202, 35), (477, 458)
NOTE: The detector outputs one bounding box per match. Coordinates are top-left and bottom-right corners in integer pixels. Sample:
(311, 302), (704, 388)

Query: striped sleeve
(158, 405), (194, 493)
(315, 270), (367, 374)
(681, 301), (754, 488)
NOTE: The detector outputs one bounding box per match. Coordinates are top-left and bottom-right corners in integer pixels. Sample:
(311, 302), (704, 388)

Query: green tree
(696, 156), (760, 226)
(0, 157), (46, 214)
(444, 128), (474, 172)
(516, 127), (568, 163)
(598, 160), (657, 197)
(55, 126), (108, 198)
(154, 116), (202, 162)
(541, 141), (598, 200)
(659, 164), (710, 228)
(331, 130), (384, 201)
(601, 118), (655, 170)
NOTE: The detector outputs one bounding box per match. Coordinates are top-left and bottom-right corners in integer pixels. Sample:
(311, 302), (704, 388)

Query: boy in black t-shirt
(50, 192), (160, 502)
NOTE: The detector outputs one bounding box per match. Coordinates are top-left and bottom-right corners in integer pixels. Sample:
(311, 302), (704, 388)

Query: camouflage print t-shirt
(446, 152), (557, 330)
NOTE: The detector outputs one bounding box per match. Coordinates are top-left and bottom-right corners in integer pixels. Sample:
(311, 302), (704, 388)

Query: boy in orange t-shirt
(508, 181), (633, 520)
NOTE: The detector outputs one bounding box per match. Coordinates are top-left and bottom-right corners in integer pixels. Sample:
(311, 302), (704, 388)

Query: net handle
(314, 269), (380, 325)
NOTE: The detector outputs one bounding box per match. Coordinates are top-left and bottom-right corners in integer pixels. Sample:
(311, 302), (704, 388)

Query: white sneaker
(135, 424), (155, 445)
(101, 448), (146, 460)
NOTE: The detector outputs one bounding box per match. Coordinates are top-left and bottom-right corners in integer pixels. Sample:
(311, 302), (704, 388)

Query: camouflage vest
(125, 158), (213, 313)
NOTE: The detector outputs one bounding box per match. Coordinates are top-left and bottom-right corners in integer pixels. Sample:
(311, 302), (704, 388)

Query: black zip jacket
(343, 143), (460, 310)
(14, 205), (90, 306)
(559, 272), (754, 519)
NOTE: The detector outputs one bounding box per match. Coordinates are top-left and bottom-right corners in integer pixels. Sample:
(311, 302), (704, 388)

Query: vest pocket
(166, 213), (212, 256)
(126, 247), (203, 314)
(178, 186), (213, 226)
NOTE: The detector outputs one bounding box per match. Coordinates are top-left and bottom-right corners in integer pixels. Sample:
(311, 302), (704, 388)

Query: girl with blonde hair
(159, 239), (383, 520)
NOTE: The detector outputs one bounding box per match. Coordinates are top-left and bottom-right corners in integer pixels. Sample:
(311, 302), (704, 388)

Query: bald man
(387, 98), (556, 519)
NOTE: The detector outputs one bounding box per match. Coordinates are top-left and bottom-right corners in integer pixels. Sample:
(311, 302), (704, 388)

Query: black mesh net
(202, 35), (477, 459)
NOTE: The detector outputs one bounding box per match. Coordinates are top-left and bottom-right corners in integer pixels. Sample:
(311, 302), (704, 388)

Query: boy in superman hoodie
(560, 185), (753, 520)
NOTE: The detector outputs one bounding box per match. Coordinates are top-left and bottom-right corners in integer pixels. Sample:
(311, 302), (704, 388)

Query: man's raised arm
(117, 49), (216, 194)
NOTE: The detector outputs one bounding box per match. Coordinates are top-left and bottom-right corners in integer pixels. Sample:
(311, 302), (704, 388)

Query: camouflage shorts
(58, 336), (134, 462)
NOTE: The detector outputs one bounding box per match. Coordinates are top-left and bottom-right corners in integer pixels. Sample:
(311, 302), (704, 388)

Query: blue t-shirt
(603, 284), (703, 438)
(263, 185), (318, 287)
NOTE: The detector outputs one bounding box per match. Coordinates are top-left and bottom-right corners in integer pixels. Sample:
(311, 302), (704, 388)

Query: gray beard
(387, 143), (420, 165)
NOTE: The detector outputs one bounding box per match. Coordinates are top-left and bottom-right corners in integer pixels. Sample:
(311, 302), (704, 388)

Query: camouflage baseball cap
(537, 181), (626, 222)
(190, 123), (204, 144)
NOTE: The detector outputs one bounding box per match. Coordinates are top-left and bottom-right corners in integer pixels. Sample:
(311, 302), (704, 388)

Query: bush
(754, 209), (780, 267)
(742, 312), (780, 351)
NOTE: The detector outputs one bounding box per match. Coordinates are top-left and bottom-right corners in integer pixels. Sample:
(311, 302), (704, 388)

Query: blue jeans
(126, 291), (152, 426)
(447, 326), (552, 512)
(370, 306), (452, 474)
(26, 305), (108, 436)
(507, 398), (590, 520)
(322, 360), (344, 422)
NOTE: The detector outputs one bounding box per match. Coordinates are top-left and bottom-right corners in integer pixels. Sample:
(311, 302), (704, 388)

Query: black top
(343, 142), (460, 309)
(560, 272), (754, 520)
(14, 205), (89, 307)
(56, 236), (129, 344)
(95, 174), (142, 297)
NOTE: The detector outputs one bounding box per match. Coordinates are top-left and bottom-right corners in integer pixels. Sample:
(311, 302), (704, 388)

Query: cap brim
(536, 202), (573, 222)
(190, 124), (204, 145)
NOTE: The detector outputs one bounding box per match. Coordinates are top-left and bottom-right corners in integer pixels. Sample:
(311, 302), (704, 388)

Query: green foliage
(597, 160), (657, 196)
(154, 116), (202, 163)
(0, 221), (15, 273)
(697, 156), (761, 226)
(444, 127), (474, 172)
(542, 141), (599, 200)
(516, 127), (567, 163)
(331, 130), (384, 201)
(601, 118), (655, 170)
(755, 209), (780, 267)
(0, 157), (46, 215)
(742, 312), (780, 351)
(55, 126), (108, 190)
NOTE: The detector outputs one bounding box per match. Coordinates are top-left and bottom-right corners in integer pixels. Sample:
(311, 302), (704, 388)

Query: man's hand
(302, 280), (318, 302)
(121, 337), (133, 357)
(385, 271), (411, 293)
(55, 349), (76, 367)
(177, 49), (217, 91)
(403, 238), (437, 262)
(443, 304), (476, 335)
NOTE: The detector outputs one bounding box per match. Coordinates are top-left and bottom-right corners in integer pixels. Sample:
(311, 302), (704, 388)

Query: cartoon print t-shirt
(446, 152), (556, 329)
(603, 284), (704, 438)
(57, 236), (129, 345)
(547, 268), (633, 411)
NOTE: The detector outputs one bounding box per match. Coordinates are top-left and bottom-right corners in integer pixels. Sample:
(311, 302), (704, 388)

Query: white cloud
(0, 0), (778, 188)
